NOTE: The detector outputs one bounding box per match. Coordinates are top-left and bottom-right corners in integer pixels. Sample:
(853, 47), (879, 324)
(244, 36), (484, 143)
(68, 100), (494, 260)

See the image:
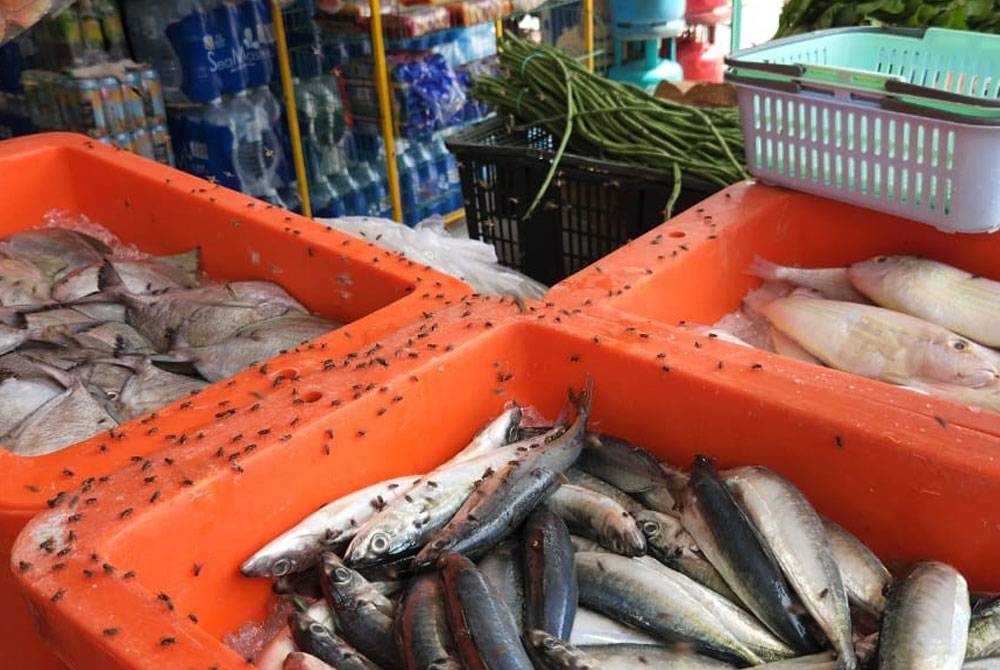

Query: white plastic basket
(726, 27), (1000, 234)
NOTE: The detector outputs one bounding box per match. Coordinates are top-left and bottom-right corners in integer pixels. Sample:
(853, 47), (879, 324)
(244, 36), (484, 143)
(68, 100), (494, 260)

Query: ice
(41, 210), (149, 260)
(223, 595), (296, 664)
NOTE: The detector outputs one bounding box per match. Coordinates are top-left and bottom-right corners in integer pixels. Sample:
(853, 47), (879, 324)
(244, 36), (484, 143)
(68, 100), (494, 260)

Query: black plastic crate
(446, 116), (721, 285)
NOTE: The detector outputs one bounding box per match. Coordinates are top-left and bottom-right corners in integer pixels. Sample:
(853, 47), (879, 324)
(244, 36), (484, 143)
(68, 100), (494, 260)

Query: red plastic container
(12, 298), (1000, 669)
(0, 133), (468, 668)
(549, 181), (1000, 439)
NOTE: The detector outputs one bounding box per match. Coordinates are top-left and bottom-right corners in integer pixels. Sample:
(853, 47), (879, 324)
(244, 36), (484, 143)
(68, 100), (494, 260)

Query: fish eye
(641, 521), (659, 536)
(272, 559), (292, 576)
(875, 256), (888, 263)
(370, 533), (390, 554)
(308, 622), (327, 635)
(333, 567), (353, 583)
(952, 340), (968, 351)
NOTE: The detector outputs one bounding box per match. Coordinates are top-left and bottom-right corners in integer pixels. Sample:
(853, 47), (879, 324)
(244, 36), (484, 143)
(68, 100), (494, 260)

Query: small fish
(577, 434), (684, 514)
(282, 652), (337, 670)
(760, 295), (1000, 388)
(0, 324), (29, 357)
(575, 551), (764, 665)
(579, 643), (737, 669)
(568, 607), (661, 646)
(257, 602), (334, 670)
(414, 465), (561, 567)
(770, 327), (824, 365)
(396, 572), (462, 670)
(750, 256), (870, 303)
(822, 519), (891, 625)
(242, 475), (419, 578)
(439, 551), (534, 670)
(70, 322), (156, 355)
(724, 467), (855, 669)
(51, 249), (202, 301)
(319, 553), (401, 668)
(524, 630), (599, 670)
(112, 359), (208, 422)
(478, 540), (525, 629)
(967, 607), (1000, 661)
(0, 254), (52, 306)
(636, 509), (735, 601)
(546, 484), (645, 556)
(678, 457), (816, 653)
(849, 255), (1000, 347)
(0, 366), (64, 438)
(878, 562), (970, 670)
(1, 228), (110, 281)
(523, 506), (578, 640)
(287, 611), (380, 670)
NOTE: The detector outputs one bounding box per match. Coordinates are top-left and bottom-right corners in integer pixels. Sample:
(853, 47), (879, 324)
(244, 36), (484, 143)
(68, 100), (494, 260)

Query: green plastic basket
(727, 27), (1000, 120)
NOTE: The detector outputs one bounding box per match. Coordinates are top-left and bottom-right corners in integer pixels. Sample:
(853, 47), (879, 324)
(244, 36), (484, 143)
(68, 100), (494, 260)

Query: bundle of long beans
(474, 36), (748, 216)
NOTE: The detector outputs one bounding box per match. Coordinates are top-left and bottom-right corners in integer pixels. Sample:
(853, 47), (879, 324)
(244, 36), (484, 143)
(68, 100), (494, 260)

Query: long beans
(474, 37), (748, 217)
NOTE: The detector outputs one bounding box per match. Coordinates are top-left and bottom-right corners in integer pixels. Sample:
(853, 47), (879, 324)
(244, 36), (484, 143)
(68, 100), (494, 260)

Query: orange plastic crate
(548, 180), (1000, 439)
(12, 299), (1000, 669)
(0, 133), (468, 669)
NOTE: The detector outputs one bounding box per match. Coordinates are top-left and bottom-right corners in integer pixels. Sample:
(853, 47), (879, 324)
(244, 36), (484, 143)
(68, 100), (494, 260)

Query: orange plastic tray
(12, 298), (1000, 669)
(548, 180), (1000, 439)
(0, 133), (468, 668)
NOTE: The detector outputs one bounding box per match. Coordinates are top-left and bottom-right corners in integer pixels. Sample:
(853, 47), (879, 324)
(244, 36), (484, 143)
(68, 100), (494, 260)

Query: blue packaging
(166, 7), (221, 103)
(239, 0), (274, 88)
(209, 2), (248, 95)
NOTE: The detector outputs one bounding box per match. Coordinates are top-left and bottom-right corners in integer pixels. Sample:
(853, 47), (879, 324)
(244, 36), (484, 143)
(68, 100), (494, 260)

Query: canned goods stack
(26, 0), (129, 69)
(21, 66), (174, 166)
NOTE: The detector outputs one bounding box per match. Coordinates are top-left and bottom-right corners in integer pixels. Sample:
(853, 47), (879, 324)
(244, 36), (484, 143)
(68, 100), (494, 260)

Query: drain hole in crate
(302, 391), (322, 403)
(668, 231), (686, 238)
(275, 369), (298, 381)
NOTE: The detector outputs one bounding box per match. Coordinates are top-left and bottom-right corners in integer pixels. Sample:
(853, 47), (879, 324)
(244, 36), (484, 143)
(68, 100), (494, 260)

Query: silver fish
(71, 322), (156, 355)
(879, 561), (970, 670)
(4, 369), (117, 456)
(51, 249), (202, 301)
(287, 611), (380, 670)
(0, 254), (52, 306)
(256, 602), (334, 670)
(0, 368), (64, 438)
(1, 228), (109, 280)
(575, 551), (764, 665)
(547, 484), (645, 556)
(569, 535), (606, 554)
(567, 468), (645, 515)
(724, 466), (855, 669)
(569, 607), (662, 647)
(636, 509), (736, 601)
(577, 433), (684, 514)
(478, 540), (525, 630)
(749, 256), (870, 303)
(967, 607), (1000, 660)
(580, 644), (736, 669)
(823, 518), (890, 623)
(396, 572), (462, 670)
(113, 359), (208, 421)
(0, 324), (29, 356)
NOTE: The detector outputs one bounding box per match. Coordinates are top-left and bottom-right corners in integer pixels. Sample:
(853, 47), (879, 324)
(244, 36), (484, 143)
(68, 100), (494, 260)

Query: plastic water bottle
(414, 141), (438, 200)
(208, 0), (248, 95)
(397, 146), (420, 214)
(248, 85), (287, 194)
(331, 174), (367, 216)
(126, 0), (184, 100)
(239, 0), (273, 89)
(224, 91), (283, 204)
(306, 75), (346, 175)
(164, 0), (220, 103)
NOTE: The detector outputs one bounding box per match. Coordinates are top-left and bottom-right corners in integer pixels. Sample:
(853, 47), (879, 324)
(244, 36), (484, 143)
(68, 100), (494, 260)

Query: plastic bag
(321, 215), (548, 300)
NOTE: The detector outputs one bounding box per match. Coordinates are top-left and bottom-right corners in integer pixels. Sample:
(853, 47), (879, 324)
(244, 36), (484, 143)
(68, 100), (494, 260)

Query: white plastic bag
(321, 215), (548, 300)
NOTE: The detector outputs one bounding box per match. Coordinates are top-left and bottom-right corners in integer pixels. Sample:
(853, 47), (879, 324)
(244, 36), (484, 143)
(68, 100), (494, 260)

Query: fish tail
(748, 255), (786, 282)
(96, 259), (127, 297)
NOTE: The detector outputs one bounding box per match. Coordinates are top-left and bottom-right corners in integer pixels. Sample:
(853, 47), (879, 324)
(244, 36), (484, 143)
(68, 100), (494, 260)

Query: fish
(70, 322), (156, 355)
(438, 551), (534, 670)
(98, 262), (307, 350)
(724, 466), (856, 669)
(3, 366), (117, 456)
(287, 611), (380, 670)
(477, 540), (525, 629)
(822, 519), (890, 624)
(579, 644), (737, 669)
(168, 314), (336, 382)
(568, 607), (662, 646)
(271, 570), (323, 600)
(0, 254), (52, 306)
(759, 294), (1000, 388)
(968, 608), (1000, 660)
(524, 630), (599, 670)
(848, 255), (1000, 347)
(567, 469), (647, 516)
(568, 535), (606, 554)
(0, 324), (29, 356)
(242, 475), (420, 578)
(258, 601), (335, 670)
(396, 572), (462, 670)
(112, 358), (208, 422)
(878, 562), (970, 670)
(770, 327), (824, 365)
(576, 433), (684, 514)
(414, 465), (561, 567)
(523, 506), (578, 640)
(575, 551), (764, 665)
(678, 457), (817, 653)
(282, 652), (337, 670)
(50, 249), (202, 301)
(750, 256), (870, 303)
(346, 389), (588, 567)
(635, 509), (736, 601)
(546, 484), (646, 556)
(319, 552), (402, 668)
(1, 228), (110, 280)
(0, 366), (65, 438)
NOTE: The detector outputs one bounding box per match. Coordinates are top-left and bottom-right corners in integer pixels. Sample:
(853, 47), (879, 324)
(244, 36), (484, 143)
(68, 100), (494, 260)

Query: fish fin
(743, 281), (794, 315)
(96, 259), (128, 297)
(748, 255), (785, 282)
(22, 359), (77, 389)
(158, 247), (202, 279)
